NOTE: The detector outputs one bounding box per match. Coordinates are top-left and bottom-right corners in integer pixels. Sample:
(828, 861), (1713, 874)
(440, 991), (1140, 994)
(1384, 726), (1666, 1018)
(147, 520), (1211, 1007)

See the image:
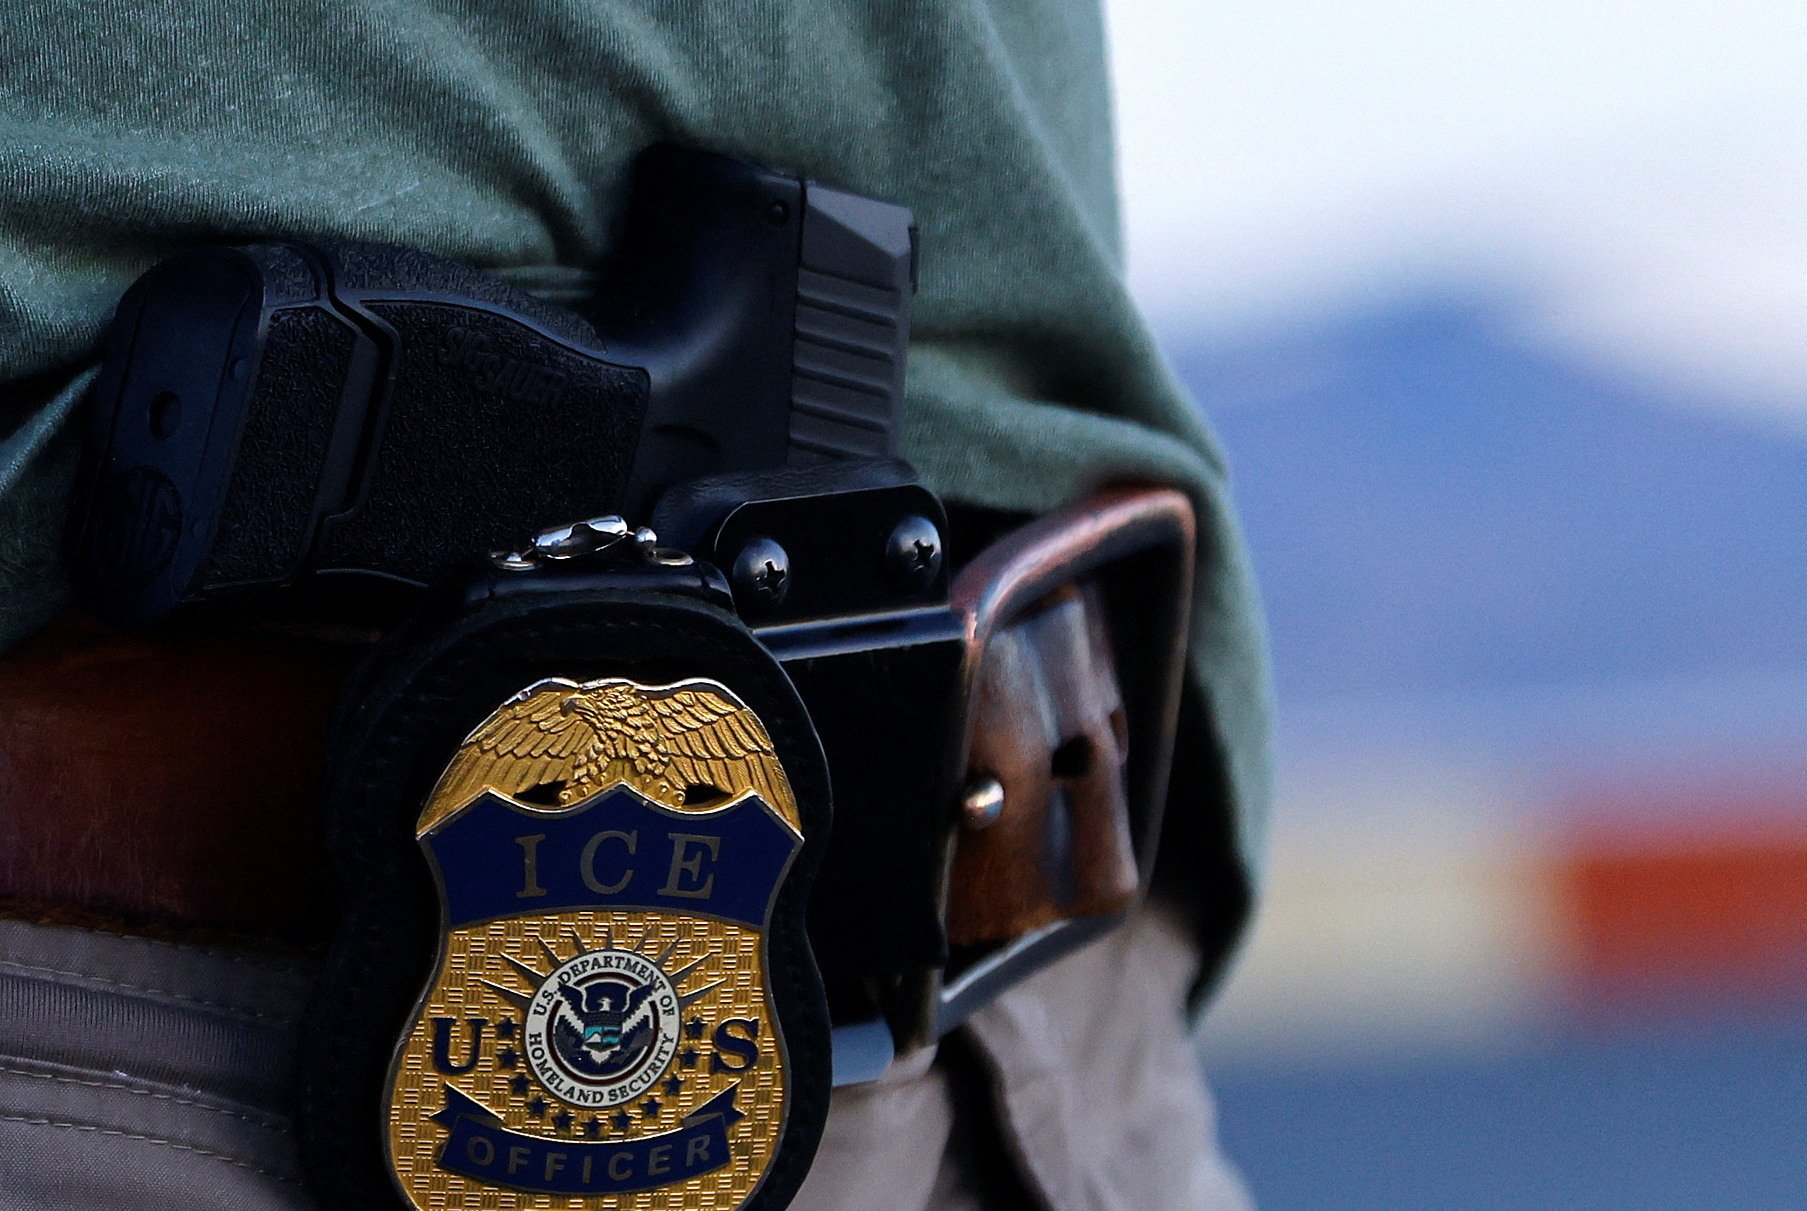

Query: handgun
(70, 144), (916, 627)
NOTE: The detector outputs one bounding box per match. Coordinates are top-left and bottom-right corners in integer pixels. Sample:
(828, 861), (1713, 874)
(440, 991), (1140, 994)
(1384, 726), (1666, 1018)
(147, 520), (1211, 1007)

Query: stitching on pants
(0, 1112), (301, 1187)
(0, 959), (293, 1024)
(0, 1060), (288, 1131)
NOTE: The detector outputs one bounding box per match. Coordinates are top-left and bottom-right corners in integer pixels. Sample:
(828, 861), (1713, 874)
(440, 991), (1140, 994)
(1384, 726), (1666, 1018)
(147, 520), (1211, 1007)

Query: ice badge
(385, 676), (804, 1208)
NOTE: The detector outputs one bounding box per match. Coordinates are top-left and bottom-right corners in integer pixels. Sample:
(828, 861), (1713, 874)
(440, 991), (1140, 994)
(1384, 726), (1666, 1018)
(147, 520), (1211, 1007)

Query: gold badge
(384, 676), (805, 1208)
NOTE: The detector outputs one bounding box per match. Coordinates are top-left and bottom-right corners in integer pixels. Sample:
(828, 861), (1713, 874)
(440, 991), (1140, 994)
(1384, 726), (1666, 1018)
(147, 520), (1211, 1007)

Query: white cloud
(1106, 0), (1807, 409)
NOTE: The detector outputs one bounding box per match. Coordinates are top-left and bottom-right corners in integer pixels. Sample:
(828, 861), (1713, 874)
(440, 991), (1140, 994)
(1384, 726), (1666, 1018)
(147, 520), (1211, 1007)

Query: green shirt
(0, 0), (1271, 981)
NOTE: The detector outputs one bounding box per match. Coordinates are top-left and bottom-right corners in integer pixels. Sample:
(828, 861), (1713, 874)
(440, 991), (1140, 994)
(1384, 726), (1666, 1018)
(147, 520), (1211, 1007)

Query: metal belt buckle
(927, 485), (1196, 1038)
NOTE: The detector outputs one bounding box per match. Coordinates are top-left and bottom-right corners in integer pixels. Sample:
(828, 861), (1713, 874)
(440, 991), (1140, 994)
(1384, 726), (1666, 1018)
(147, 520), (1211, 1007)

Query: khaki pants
(0, 909), (1247, 1210)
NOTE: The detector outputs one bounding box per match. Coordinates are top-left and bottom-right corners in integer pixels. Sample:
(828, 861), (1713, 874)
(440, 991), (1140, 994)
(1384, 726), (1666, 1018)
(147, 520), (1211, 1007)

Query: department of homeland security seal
(523, 944), (681, 1109)
(384, 676), (805, 1208)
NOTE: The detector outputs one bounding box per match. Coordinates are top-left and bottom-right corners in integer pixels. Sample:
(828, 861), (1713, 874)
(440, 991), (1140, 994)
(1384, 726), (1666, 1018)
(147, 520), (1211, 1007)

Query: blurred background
(1103, 2), (1807, 1206)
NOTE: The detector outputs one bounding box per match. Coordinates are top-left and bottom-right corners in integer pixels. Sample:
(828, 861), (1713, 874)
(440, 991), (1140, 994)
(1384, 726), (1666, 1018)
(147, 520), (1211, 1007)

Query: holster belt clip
(811, 486), (1195, 1080)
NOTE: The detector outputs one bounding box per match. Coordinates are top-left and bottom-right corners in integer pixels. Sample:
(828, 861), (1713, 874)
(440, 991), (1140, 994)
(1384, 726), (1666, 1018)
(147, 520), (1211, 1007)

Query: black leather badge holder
(298, 557), (833, 1211)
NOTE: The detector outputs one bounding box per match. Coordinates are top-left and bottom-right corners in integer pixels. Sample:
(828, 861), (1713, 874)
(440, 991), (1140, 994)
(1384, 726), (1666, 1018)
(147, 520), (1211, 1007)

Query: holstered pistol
(64, 144), (1193, 1211)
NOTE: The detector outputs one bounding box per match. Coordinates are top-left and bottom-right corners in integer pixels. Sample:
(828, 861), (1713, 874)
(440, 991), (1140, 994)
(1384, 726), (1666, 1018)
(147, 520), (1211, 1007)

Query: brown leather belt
(0, 488), (1193, 1034)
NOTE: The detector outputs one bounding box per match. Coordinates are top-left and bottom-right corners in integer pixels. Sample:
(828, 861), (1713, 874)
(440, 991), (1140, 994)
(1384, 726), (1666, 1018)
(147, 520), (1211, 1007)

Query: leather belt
(0, 487), (1193, 1050)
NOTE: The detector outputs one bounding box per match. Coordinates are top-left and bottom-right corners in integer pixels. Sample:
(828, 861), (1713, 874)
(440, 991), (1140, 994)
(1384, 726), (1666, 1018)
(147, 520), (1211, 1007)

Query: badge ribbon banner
(432, 1084), (745, 1194)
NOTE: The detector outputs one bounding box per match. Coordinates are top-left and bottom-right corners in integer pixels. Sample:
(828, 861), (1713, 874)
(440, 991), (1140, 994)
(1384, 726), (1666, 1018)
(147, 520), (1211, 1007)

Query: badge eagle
(385, 676), (805, 1209)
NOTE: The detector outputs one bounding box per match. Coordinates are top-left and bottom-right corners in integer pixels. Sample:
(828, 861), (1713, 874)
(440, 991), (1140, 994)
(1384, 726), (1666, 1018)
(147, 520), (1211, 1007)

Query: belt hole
(1050, 735), (1094, 780)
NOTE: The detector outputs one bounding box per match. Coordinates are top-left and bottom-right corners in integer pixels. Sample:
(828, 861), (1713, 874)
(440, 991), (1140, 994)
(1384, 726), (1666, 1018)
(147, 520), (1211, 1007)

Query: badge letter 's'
(385, 677), (805, 1209)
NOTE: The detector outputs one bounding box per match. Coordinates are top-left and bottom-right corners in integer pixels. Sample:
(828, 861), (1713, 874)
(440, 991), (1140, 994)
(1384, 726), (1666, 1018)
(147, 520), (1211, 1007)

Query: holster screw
(886, 515), (943, 591)
(732, 537), (791, 610)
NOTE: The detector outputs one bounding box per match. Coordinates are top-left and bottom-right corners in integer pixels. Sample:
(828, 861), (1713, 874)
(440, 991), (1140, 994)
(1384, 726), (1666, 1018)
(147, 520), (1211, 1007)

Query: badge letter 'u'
(384, 677), (804, 1209)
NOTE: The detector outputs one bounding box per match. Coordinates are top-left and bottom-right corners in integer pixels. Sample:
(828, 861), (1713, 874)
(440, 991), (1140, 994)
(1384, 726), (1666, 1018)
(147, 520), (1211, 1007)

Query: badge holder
(296, 538), (833, 1211)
